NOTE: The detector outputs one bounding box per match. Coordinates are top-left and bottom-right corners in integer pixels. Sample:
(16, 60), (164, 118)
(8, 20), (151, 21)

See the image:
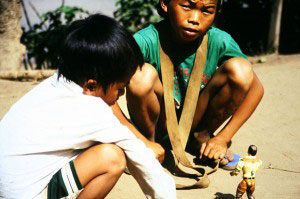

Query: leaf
(114, 0), (161, 33)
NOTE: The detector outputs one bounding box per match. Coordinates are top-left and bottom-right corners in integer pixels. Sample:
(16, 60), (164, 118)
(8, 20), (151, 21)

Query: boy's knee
(95, 144), (126, 174)
(127, 63), (160, 98)
(224, 58), (253, 91)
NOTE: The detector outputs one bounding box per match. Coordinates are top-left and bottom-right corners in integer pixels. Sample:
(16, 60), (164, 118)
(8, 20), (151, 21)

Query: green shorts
(47, 161), (83, 199)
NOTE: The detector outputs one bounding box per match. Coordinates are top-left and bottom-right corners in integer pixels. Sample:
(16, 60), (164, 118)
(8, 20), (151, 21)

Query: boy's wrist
(216, 130), (232, 145)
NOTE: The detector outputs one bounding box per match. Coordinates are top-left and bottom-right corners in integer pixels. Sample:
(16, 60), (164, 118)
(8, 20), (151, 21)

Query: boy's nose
(188, 11), (200, 26)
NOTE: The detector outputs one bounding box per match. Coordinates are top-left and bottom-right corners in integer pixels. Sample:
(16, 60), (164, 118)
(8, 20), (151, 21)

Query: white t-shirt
(0, 73), (175, 199)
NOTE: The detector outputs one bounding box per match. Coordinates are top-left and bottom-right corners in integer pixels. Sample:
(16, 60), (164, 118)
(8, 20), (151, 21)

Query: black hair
(156, 0), (170, 18)
(248, 145), (257, 156)
(156, 0), (223, 18)
(58, 14), (144, 91)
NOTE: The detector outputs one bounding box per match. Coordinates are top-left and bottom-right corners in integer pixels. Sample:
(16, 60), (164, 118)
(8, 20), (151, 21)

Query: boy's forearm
(217, 72), (264, 143)
(99, 105), (176, 197)
(111, 103), (149, 144)
(119, 135), (176, 198)
(111, 103), (166, 163)
(95, 117), (176, 198)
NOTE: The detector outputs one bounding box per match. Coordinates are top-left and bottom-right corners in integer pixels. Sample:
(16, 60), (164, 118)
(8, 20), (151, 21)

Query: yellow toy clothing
(233, 155), (262, 199)
(236, 155), (262, 178)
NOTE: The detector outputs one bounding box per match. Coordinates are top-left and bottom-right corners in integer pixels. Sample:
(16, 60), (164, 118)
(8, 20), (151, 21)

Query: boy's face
(162, 0), (217, 44)
(98, 81), (127, 106)
(83, 79), (128, 106)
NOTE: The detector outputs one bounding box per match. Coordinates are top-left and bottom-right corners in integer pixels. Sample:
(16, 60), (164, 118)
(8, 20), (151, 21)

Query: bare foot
(219, 150), (234, 166)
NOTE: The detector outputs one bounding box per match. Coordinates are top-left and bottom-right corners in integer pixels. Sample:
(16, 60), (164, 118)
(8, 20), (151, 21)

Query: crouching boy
(0, 14), (175, 199)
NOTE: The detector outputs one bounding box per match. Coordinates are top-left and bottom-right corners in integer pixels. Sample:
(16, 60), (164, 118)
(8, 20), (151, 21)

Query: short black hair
(156, 0), (170, 18)
(58, 14), (144, 91)
(248, 145), (257, 156)
(156, 0), (223, 18)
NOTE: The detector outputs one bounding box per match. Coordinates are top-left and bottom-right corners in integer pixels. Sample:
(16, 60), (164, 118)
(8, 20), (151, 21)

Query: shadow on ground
(214, 192), (235, 199)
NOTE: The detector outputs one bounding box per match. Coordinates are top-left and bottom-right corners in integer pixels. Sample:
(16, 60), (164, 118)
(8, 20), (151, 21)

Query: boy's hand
(199, 136), (228, 161)
(146, 141), (165, 163)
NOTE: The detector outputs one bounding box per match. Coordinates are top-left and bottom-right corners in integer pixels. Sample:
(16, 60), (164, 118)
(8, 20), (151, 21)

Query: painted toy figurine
(230, 145), (262, 199)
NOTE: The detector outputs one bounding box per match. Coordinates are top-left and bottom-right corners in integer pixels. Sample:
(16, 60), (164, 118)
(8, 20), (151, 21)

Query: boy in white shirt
(0, 14), (175, 199)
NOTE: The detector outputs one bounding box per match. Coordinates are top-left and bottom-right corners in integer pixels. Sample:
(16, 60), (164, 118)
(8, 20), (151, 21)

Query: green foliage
(21, 6), (89, 69)
(114, 0), (161, 33)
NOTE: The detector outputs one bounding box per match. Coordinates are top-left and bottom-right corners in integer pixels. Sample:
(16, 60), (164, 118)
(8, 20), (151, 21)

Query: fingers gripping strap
(160, 34), (217, 189)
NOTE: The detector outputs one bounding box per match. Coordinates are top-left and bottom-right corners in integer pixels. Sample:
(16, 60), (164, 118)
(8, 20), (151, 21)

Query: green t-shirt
(134, 20), (247, 108)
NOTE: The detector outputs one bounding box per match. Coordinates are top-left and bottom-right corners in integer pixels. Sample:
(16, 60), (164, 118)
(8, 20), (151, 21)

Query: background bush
(114, 0), (161, 33)
(21, 5), (88, 69)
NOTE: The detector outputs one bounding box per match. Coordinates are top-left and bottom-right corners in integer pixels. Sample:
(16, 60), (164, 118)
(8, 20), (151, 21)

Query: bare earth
(1, 54), (300, 199)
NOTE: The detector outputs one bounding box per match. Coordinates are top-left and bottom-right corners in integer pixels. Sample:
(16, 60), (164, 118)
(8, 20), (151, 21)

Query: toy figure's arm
(230, 169), (240, 176)
(230, 158), (244, 176)
(258, 159), (263, 170)
(259, 159), (263, 167)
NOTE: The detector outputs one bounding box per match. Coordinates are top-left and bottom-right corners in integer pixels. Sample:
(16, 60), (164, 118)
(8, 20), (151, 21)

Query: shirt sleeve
(236, 158), (245, 172)
(134, 33), (151, 63)
(220, 35), (248, 66)
(208, 27), (248, 66)
(92, 108), (176, 199)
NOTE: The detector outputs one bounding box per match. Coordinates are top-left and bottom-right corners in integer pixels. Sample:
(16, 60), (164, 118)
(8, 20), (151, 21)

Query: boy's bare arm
(111, 103), (165, 163)
(219, 72), (264, 142)
(201, 70), (264, 160)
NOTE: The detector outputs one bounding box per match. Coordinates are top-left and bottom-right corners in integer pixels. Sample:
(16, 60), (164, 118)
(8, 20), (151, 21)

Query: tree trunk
(0, 0), (26, 71)
(267, 0), (283, 54)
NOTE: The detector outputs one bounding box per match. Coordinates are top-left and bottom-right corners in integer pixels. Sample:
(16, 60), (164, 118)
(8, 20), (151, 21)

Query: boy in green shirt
(112, 0), (264, 166)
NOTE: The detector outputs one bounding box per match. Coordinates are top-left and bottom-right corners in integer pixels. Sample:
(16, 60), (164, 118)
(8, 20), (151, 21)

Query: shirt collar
(245, 155), (256, 159)
(51, 72), (83, 95)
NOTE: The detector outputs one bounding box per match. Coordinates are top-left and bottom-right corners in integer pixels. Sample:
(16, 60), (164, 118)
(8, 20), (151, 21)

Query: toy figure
(230, 145), (262, 199)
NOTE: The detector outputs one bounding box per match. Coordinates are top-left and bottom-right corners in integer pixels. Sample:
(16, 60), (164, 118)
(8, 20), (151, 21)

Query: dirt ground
(1, 54), (300, 199)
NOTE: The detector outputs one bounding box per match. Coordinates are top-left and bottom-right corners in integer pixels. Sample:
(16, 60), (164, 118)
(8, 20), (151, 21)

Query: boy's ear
(82, 79), (98, 96)
(160, 0), (168, 13)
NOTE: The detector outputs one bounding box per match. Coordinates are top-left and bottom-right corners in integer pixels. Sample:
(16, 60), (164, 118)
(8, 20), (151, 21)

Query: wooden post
(267, 0), (283, 54)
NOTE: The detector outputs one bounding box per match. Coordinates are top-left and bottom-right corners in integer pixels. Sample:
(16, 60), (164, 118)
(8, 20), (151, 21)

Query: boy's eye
(202, 7), (215, 15)
(181, 4), (192, 10)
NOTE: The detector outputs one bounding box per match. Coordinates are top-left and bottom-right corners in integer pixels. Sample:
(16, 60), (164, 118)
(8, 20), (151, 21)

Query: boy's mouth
(182, 27), (199, 37)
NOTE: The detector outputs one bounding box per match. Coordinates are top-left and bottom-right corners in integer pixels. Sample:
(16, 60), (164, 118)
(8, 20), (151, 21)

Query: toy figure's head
(156, 0), (221, 45)
(248, 145), (257, 156)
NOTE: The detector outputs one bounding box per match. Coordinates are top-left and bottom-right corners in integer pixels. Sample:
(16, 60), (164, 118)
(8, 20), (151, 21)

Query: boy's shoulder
(135, 23), (158, 35)
(134, 23), (159, 46)
(207, 26), (233, 44)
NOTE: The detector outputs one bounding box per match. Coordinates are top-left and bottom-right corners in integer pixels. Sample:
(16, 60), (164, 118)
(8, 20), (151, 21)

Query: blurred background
(0, 0), (299, 71)
(20, 0), (117, 28)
